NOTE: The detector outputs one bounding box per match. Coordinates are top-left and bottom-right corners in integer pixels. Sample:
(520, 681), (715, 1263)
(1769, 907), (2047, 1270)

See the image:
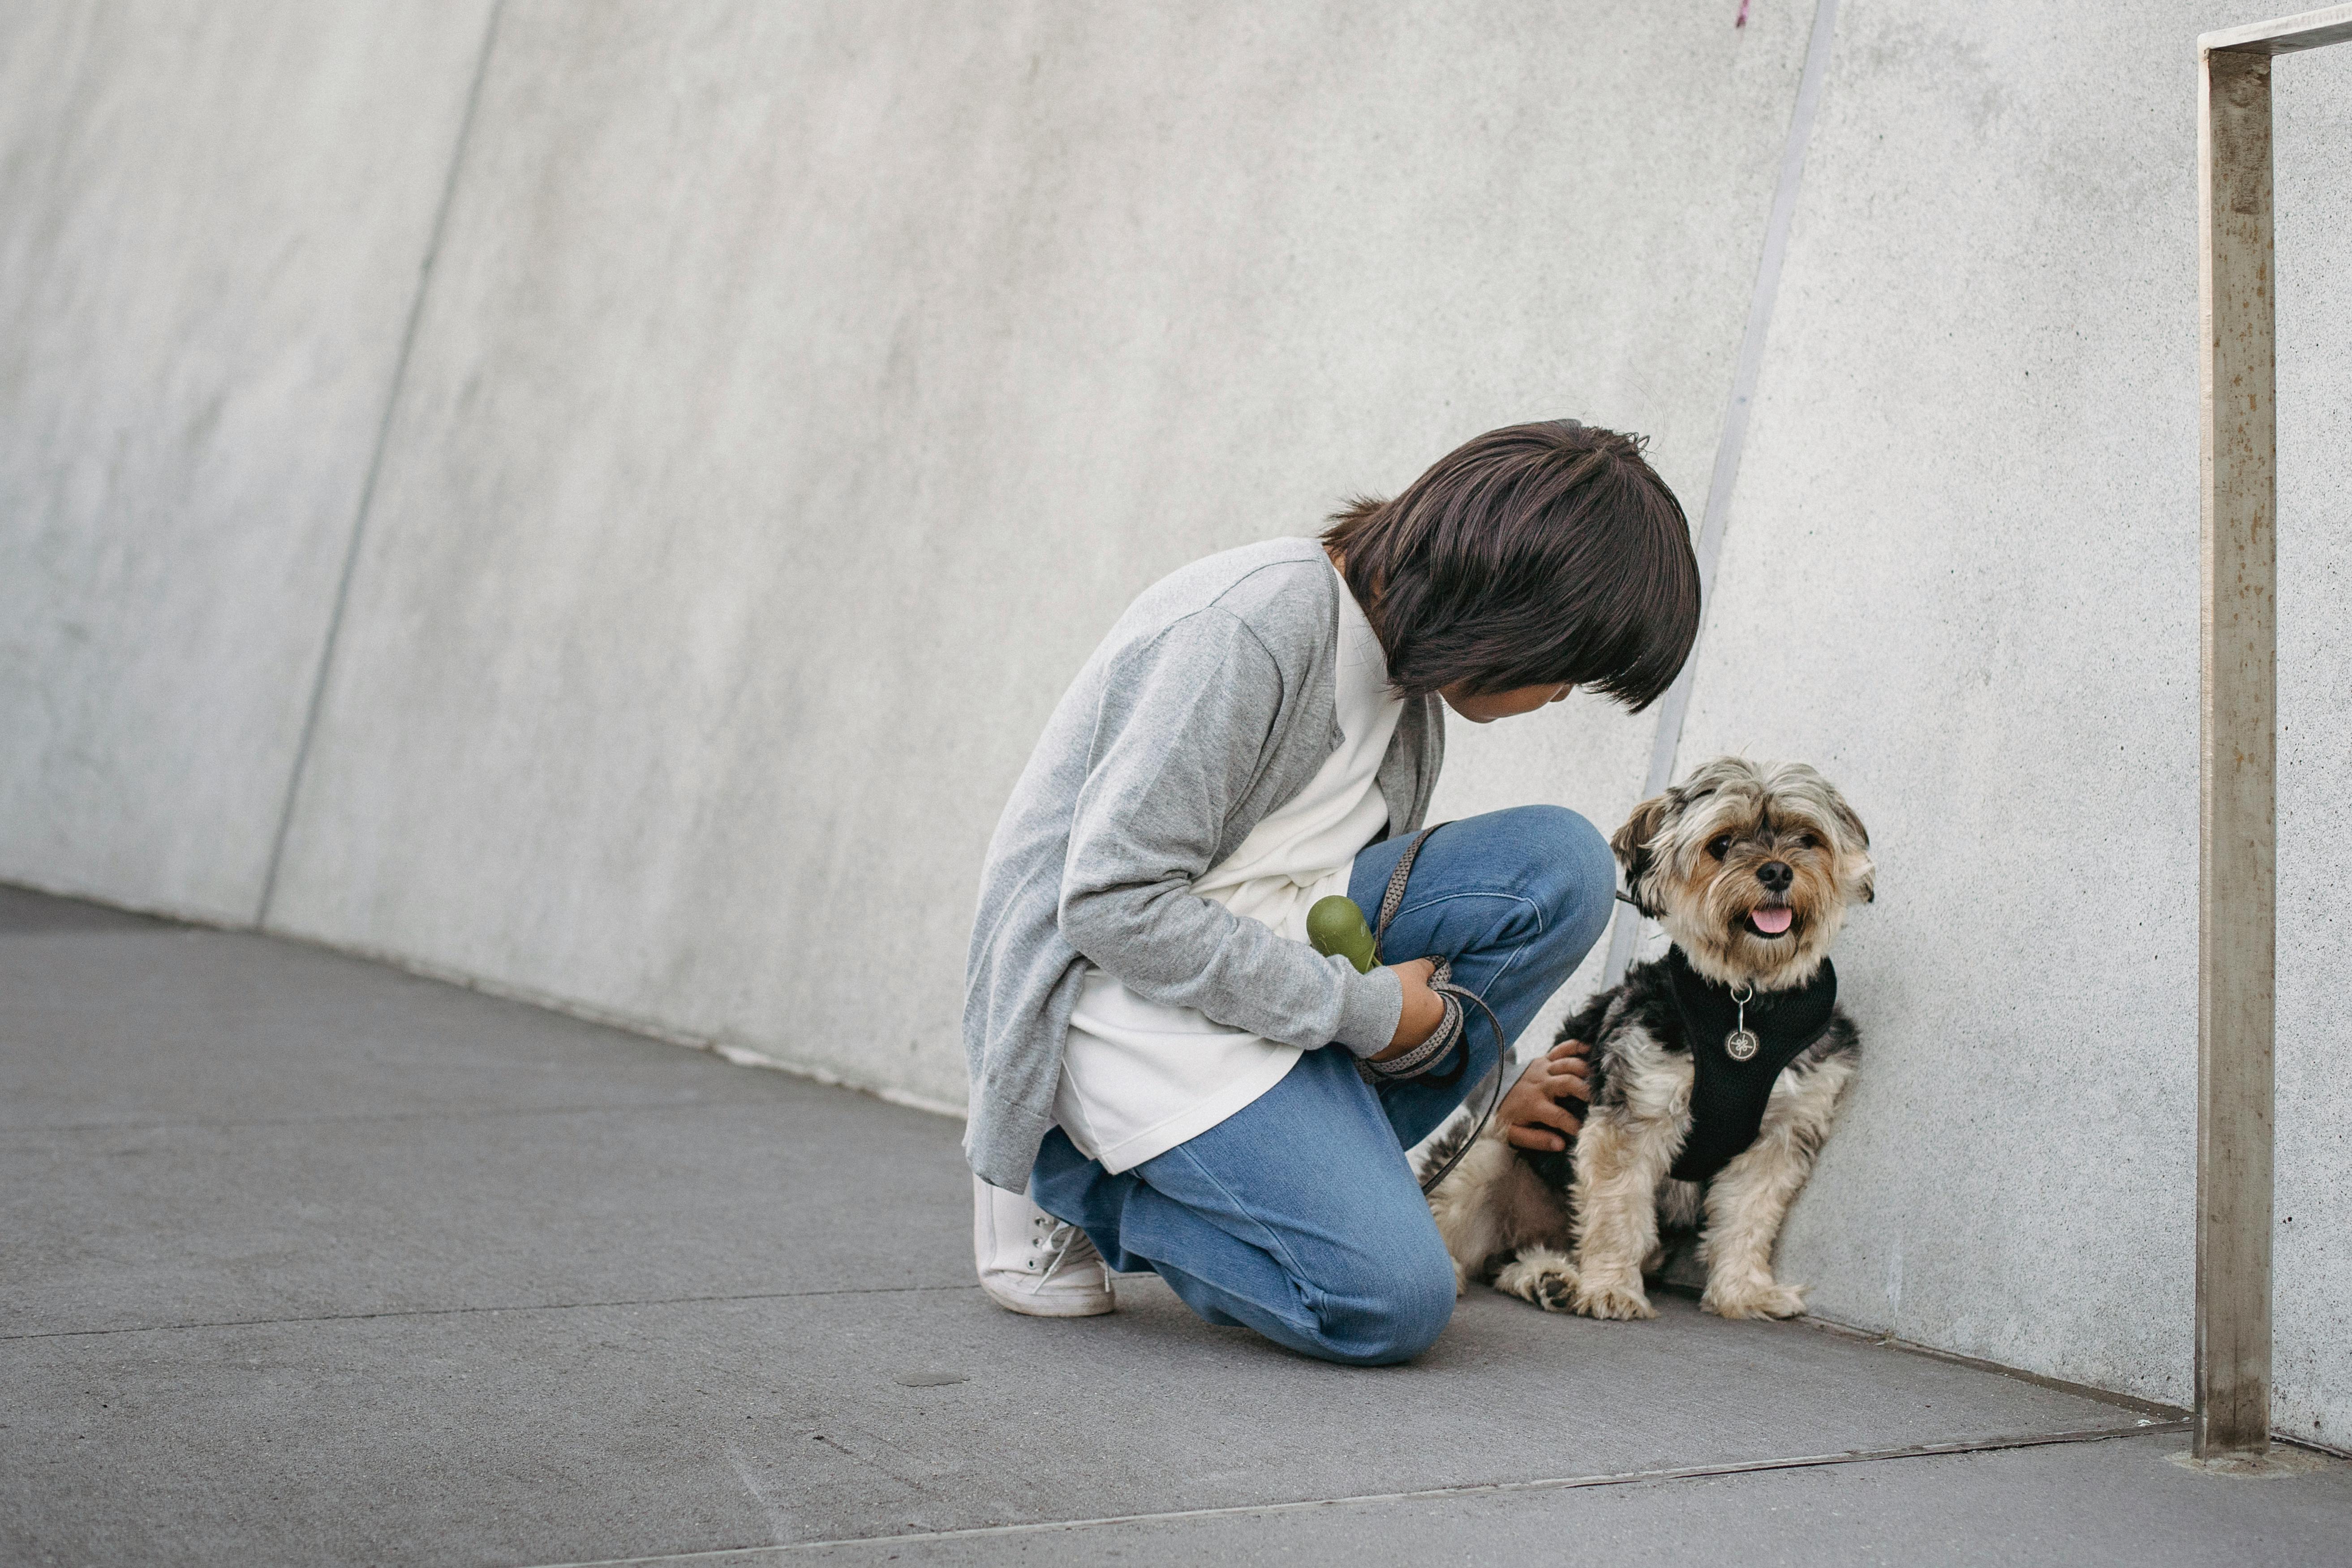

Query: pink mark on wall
(1736, 0), (1750, 26)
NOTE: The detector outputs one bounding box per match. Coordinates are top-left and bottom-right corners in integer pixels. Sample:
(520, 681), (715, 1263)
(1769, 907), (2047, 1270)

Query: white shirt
(1052, 563), (1404, 1172)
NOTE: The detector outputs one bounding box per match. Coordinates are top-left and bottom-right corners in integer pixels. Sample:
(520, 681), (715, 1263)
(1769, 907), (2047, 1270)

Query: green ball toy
(1307, 895), (1379, 975)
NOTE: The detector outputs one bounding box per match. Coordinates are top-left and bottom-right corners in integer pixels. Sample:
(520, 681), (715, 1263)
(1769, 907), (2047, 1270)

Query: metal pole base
(2169, 1447), (2333, 1480)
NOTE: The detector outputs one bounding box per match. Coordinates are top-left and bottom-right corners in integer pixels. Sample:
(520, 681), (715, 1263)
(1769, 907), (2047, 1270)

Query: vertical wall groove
(254, 0), (507, 924)
(1602, 0), (1841, 985)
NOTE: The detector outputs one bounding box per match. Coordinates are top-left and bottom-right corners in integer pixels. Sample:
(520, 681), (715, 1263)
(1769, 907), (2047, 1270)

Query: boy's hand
(1498, 1040), (1593, 1151)
(1372, 959), (1445, 1059)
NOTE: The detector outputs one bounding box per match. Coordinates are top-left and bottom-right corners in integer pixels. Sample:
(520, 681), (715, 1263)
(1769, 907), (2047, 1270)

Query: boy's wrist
(1371, 959), (1445, 1058)
(1330, 963), (1404, 1057)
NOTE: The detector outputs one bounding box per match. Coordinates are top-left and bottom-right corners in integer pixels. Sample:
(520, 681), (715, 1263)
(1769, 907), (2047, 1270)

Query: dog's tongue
(1750, 906), (1794, 935)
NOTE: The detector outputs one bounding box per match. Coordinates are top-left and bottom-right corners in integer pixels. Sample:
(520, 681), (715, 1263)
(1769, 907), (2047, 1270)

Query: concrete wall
(2, 1), (2344, 1441)
(0, 1), (493, 921)
(259, 0), (1812, 1102)
(1671, 0), (2352, 1440)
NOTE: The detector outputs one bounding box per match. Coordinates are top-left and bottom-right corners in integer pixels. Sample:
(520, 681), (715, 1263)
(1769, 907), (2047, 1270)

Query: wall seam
(254, 0), (507, 925)
(1602, 0), (1841, 985)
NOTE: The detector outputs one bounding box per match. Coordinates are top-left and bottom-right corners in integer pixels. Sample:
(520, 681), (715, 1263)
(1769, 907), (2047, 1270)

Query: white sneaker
(972, 1175), (1115, 1317)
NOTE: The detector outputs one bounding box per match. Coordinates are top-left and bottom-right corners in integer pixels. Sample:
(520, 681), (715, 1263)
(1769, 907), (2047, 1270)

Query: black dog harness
(1665, 948), (1839, 1183)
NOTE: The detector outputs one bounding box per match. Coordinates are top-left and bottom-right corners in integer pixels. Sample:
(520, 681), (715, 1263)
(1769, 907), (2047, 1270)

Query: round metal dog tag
(1725, 1028), (1761, 1061)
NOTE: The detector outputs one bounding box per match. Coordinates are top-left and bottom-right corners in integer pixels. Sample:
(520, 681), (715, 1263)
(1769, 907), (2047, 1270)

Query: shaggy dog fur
(1424, 756), (1874, 1321)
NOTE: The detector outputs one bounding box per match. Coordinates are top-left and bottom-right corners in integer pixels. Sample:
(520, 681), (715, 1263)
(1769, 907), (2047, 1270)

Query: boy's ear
(1610, 793), (1672, 915)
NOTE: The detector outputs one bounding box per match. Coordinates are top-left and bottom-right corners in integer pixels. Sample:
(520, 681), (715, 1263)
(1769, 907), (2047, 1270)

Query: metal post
(2195, 39), (2275, 1465)
(2192, 3), (2352, 1467)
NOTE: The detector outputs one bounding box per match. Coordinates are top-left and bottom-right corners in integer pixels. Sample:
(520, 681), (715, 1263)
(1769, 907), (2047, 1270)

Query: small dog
(1425, 756), (1873, 1321)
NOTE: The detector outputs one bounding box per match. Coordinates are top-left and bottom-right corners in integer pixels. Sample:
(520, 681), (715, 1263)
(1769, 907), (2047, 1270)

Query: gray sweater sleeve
(1054, 607), (1405, 1056)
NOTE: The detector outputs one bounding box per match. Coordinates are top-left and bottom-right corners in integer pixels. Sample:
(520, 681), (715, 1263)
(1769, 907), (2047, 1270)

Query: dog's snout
(1756, 860), (1793, 894)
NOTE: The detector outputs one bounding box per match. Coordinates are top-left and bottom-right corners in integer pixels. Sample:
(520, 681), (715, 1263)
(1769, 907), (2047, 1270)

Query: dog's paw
(1493, 1252), (1580, 1314)
(1703, 1278), (1808, 1320)
(1573, 1274), (1656, 1320)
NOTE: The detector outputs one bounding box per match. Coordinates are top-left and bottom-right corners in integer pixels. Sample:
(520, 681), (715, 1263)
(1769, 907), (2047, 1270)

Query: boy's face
(1440, 682), (1573, 724)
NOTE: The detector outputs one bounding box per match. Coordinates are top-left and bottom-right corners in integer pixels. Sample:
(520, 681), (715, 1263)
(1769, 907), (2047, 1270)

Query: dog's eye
(1706, 835), (1732, 861)
(1795, 833), (1818, 851)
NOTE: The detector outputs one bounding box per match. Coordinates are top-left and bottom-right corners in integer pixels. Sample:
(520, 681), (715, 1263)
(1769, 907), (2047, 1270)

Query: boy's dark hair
(1322, 420), (1701, 709)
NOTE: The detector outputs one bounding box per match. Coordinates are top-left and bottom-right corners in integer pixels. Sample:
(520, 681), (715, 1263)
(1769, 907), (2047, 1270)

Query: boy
(963, 420), (1700, 1365)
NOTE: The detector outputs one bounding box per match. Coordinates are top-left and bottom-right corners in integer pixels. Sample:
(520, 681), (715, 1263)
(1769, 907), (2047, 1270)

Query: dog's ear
(1611, 792), (1673, 915)
(1823, 790), (1875, 904)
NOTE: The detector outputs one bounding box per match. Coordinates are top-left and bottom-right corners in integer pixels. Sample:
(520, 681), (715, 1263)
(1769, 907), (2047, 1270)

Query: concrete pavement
(4, 883), (2345, 1566)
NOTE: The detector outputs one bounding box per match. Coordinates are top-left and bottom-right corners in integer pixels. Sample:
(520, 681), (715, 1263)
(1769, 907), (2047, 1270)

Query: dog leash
(1314, 828), (1634, 1196)
(1362, 825), (1512, 1198)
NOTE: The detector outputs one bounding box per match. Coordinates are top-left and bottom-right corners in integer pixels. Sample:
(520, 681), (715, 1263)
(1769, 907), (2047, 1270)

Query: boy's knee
(1323, 1241), (1458, 1365)
(1369, 1249), (1460, 1363)
(1505, 805), (1614, 946)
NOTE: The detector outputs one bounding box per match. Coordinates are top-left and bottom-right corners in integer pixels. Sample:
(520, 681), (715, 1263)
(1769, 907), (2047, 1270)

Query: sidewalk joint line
(0, 1283), (978, 1344)
(522, 1420), (2190, 1567)
(3, 1098), (795, 1138)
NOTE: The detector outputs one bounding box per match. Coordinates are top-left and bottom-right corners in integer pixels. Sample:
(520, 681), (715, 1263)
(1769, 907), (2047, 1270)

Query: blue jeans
(1028, 804), (1615, 1365)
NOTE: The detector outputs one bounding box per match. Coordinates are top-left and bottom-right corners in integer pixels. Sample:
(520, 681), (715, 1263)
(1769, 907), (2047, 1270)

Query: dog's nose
(1756, 861), (1793, 893)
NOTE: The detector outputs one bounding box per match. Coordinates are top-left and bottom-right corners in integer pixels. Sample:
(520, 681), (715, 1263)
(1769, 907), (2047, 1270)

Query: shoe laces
(1023, 1212), (1089, 1295)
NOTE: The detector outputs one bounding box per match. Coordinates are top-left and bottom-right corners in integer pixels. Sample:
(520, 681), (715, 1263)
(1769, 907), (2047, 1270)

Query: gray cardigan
(962, 537), (1446, 1189)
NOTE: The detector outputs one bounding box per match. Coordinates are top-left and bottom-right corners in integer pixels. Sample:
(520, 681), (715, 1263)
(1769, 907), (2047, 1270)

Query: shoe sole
(978, 1278), (1117, 1318)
